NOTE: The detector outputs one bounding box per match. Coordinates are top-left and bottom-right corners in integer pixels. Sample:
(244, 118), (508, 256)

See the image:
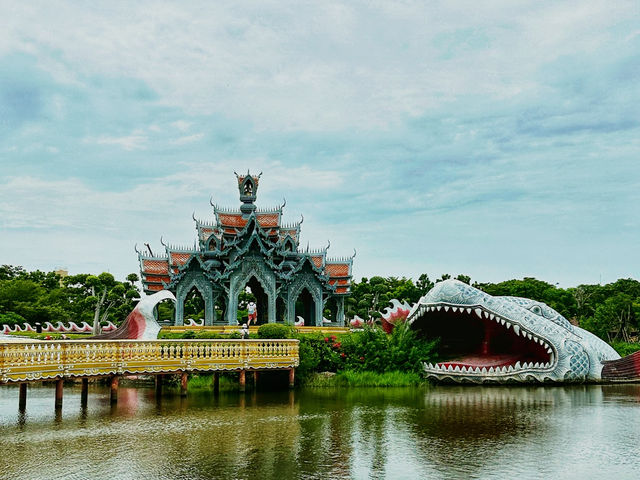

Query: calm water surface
(0, 382), (639, 479)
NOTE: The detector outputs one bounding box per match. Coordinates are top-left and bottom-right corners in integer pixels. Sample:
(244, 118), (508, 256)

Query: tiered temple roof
(138, 172), (354, 299)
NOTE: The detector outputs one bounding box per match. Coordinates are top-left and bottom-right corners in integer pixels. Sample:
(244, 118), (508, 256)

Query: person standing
(247, 301), (257, 325)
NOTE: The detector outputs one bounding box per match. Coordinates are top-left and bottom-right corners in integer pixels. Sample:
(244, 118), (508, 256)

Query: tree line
(347, 274), (640, 343)
(1, 265), (638, 343)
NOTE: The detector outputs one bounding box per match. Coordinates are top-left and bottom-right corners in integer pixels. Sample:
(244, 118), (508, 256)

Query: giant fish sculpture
(408, 279), (637, 383)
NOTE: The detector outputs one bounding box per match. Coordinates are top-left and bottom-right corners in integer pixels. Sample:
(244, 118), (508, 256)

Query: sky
(0, 1), (639, 288)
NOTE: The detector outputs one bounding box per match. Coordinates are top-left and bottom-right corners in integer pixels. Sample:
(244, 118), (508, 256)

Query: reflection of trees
(402, 386), (602, 477)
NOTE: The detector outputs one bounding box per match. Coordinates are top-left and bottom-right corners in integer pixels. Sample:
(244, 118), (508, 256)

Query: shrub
(0, 312), (26, 327)
(195, 330), (222, 339)
(611, 342), (640, 357)
(182, 330), (196, 339)
(257, 323), (293, 339)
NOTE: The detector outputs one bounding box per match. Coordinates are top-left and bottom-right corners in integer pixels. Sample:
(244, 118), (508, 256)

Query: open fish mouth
(413, 303), (557, 380)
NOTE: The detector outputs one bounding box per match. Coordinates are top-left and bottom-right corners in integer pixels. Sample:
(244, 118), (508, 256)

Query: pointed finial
(209, 196), (215, 207)
(352, 248), (357, 259)
(326, 239), (331, 250)
(160, 236), (166, 247)
(134, 243), (140, 254)
(192, 211), (197, 222)
(281, 197), (287, 209)
(300, 214), (304, 224)
(306, 241), (309, 252)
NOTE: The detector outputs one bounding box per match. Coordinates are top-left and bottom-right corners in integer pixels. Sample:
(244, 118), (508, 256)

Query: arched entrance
(184, 286), (205, 323)
(154, 298), (175, 325)
(242, 276), (269, 325)
(294, 288), (316, 326)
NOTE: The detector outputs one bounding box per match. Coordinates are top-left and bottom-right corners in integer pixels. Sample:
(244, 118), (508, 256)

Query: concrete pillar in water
(81, 378), (88, 406)
(110, 376), (119, 403)
(155, 374), (163, 397)
(55, 378), (64, 409)
(18, 383), (27, 411)
(239, 370), (246, 392)
(180, 372), (188, 397)
(288, 368), (295, 389)
(212, 372), (220, 393)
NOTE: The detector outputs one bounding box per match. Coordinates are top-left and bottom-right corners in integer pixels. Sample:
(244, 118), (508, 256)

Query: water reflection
(0, 384), (639, 479)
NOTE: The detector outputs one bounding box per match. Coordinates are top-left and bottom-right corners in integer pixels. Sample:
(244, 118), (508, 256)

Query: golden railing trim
(0, 339), (299, 383)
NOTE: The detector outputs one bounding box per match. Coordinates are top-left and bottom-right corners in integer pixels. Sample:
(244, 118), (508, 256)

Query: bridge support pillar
(180, 372), (188, 397)
(81, 378), (88, 406)
(155, 374), (163, 397)
(253, 371), (259, 388)
(239, 370), (246, 392)
(212, 372), (219, 394)
(288, 368), (295, 389)
(110, 376), (119, 403)
(55, 379), (63, 409)
(18, 383), (27, 410)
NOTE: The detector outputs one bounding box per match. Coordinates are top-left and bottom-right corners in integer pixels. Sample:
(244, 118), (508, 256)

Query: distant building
(138, 172), (354, 326)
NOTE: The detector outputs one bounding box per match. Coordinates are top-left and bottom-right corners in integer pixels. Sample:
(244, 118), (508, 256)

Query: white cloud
(87, 134), (148, 151)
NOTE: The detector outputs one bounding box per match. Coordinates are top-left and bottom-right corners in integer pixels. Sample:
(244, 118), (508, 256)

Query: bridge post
(253, 371), (259, 388)
(288, 368), (295, 389)
(81, 378), (88, 406)
(110, 376), (119, 403)
(55, 379), (63, 409)
(18, 383), (27, 410)
(155, 374), (163, 397)
(212, 372), (220, 394)
(239, 370), (246, 392)
(180, 372), (188, 397)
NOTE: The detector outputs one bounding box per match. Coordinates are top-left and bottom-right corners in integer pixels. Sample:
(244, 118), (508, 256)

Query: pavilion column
(315, 291), (323, 327)
(288, 368), (295, 389)
(286, 293), (295, 324)
(336, 296), (345, 326)
(155, 374), (163, 397)
(227, 287), (238, 325)
(204, 292), (214, 326)
(267, 290), (276, 323)
(175, 290), (185, 326)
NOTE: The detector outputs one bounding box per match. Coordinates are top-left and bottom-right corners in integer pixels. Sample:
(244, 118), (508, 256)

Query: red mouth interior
(415, 307), (551, 369)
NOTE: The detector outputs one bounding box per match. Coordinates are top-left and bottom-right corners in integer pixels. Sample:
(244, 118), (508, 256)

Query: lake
(1, 382), (639, 479)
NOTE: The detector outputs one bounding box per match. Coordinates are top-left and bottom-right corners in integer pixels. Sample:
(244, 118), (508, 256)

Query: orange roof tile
(325, 263), (350, 277)
(142, 260), (169, 274)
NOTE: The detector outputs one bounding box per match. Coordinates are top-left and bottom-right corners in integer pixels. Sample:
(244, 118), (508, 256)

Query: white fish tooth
(454, 366), (460, 372)
(527, 333), (532, 340)
(505, 322), (511, 330)
(507, 365), (514, 372)
(483, 312), (489, 318)
(513, 325), (520, 335)
(460, 366), (467, 372)
(452, 307), (458, 313)
(475, 308), (483, 318)
(494, 316), (501, 323)
(534, 362), (541, 368)
(488, 367), (494, 373)
(436, 306), (442, 311)
(515, 361), (521, 369)
(444, 306), (450, 312)
(489, 314), (495, 320)
(500, 319), (506, 325)
(465, 308), (470, 314)
(447, 365), (453, 372)
(475, 367), (481, 373)
(547, 348), (552, 354)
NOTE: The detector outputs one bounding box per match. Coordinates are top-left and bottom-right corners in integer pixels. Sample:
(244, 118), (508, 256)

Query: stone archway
(287, 274), (323, 326)
(175, 272), (214, 326)
(226, 256), (276, 325)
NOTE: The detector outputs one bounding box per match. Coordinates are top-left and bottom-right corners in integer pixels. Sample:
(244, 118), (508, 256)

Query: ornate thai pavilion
(138, 172), (354, 326)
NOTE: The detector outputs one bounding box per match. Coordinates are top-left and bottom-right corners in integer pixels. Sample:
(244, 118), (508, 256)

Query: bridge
(0, 338), (299, 409)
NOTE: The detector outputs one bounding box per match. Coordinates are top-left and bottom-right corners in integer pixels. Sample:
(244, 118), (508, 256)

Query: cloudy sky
(1, 1), (639, 287)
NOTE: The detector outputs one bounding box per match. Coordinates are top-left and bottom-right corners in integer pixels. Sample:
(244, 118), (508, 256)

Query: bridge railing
(0, 339), (299, 383)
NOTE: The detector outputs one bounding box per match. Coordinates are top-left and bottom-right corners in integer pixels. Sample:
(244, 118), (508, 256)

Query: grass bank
(305, 370), (424, 388)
